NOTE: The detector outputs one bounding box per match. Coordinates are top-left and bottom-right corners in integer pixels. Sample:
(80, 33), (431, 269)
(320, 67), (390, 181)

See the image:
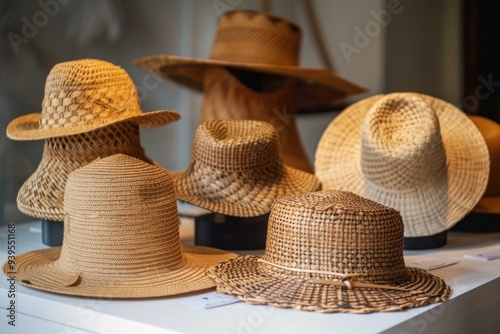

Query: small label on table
(464, 246), (500, 261)
(179, 291), (241, 309)
(406, 256), (459, 270)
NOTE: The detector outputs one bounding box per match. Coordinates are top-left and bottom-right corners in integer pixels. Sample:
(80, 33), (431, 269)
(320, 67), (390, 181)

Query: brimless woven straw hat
(210, 189), (451, 313)
(468, 116), (500, 213)
(172, 120), (321, 217)
(134, 10), (365, 113)
(6, 58), (180, 140)
(3, 154), (236, 298)
(315, 93), (489, 237)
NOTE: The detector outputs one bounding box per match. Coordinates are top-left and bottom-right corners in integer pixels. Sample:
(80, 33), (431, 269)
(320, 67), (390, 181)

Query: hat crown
(58, 154), (183, 276)
(40, 59), (142, 130)
(210, 10), (301, 66)
(192, 120), (283, 174)
(261, 190), (407, 282)
(361, 94), (448, 191)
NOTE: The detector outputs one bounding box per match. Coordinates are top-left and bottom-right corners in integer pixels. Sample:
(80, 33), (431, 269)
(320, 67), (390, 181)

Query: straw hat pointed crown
(315, 93), (489, 237)
(172, 120), (321, 217)
(7, 58), (180, 140)
(4, 154), (235, 298)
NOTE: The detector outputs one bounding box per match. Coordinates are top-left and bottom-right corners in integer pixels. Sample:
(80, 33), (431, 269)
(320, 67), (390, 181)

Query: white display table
(1, 221), (499, 334)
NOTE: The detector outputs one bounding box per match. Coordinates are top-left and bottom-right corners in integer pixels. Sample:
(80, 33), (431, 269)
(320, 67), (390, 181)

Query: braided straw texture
(209, 189), (450, 313)
(17, 122), (152, 221)
(7, 58), (179, 140)
(172, 120), (321, 217)
(315, 93), (489, 237)
(133, 10), (365, 114)
(5, 154), (236, 298)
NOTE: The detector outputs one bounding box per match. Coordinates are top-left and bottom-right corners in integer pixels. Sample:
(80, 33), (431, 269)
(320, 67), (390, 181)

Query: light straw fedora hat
(3, 154), (236, 298)
(467, 115), (500, 213)
(172, 120), (321, 217)
(6, 58), (180, 140)
(315, 93), (489, 237)
(209, 189), (451, 313)
(134, 10), (365, 113)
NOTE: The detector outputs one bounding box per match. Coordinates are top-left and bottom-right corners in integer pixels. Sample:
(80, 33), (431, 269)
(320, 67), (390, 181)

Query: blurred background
(0, 0), (497, 224)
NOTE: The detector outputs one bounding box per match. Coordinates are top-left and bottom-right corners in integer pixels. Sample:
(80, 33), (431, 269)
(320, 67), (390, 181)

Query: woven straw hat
(6, 58), (180, 140)
(315, 93), (489, 237)
(172, 120), (321, 217)
(469, 115), (500, 213)
(3, 154), (236, 298)
(210, 189), (451, 313)
(16, 122), (153, 221)
(134, 10), (365, 113)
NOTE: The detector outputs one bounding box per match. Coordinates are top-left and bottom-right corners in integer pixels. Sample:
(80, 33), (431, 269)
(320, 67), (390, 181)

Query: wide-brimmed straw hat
(172, 120), (321, 217)
(468, 116), (500, 213)
(210, 189), (451, 313)
(3, 154), (236, 298)
(315, 93), (489, 237)
(6, 58), (180, 140)
(134, 10), (365, 113)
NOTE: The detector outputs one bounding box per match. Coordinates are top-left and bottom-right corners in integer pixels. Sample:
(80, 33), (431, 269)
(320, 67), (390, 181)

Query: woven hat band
(262, 191), (407, 283)
(38, 59), (142, 130)
(361, 94), (448, 191)
(191, 120), (283, 173)
(209, 11), (300, 66)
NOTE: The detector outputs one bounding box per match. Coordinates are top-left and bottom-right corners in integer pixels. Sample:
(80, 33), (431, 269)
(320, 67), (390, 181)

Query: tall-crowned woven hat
(6, 58), (180, 140)
(3, 154), (236, 298)
(172, 120), (321, 217)
(134, 10), (365, 113)
(209, 189), (451, 313)
(315, 93), (490, 237)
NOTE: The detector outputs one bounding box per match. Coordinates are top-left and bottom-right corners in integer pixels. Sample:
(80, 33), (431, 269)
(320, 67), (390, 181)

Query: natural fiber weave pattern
(7, 58), (179, 140)
(5, 154), (236, 298)
(134, 10), (365, 114)
(172, 120), (321, 217)
(315, 93), (489, 237)
(209, 189), (451, 313)
(17, 122), (152, 221)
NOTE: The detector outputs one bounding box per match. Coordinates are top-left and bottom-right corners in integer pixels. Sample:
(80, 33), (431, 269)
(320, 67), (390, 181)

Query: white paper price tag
(406, 256), (459, 271)
(179, 291), (241, 309)
(464, 246), (500, 261)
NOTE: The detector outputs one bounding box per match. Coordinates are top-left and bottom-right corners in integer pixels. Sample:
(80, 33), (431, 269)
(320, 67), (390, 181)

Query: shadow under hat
(315, 93), (489, 238)
(3, 154), (236, 298)
(209, 189), (451, 313)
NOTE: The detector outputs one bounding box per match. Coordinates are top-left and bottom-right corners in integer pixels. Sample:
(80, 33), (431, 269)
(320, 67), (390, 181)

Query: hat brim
(315, 93), (490, 236)
(209, 256), (450, 313)
(134, 55), (366, 113)
(6, 109), (180, 141)
(3, 245), (236, 298)
(171, 162), (321, 217)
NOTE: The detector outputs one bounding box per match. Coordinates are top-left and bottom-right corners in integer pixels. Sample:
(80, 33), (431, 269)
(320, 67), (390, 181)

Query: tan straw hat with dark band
(6, 58), (180, 140)
(172, 120), (321, 217)
(134, 10), (365, 113)
(3, 154), (236, 298)
(17, 122), (153, 221)
(315, 93), (489, 237)
(209, 189), (450, 313)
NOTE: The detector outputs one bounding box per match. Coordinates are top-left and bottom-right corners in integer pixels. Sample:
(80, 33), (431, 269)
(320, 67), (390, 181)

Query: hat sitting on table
(172, 119), (321, 217)
(315, 93), (490, 237)
(3, 154), (236, 298)
(134, 10), (365, 113)
(6, 58), (180, 221)
(209, 189), (451, 313)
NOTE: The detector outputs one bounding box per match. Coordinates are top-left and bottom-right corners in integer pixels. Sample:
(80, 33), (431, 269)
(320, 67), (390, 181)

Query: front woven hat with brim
(209, 189), (451, 313)
(6, 58), (180, 140)
(171, 119), (321, 217)
(3, 154), (237, 298)
(134, 10), (365, 113)
(315, 93), (490, 237)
